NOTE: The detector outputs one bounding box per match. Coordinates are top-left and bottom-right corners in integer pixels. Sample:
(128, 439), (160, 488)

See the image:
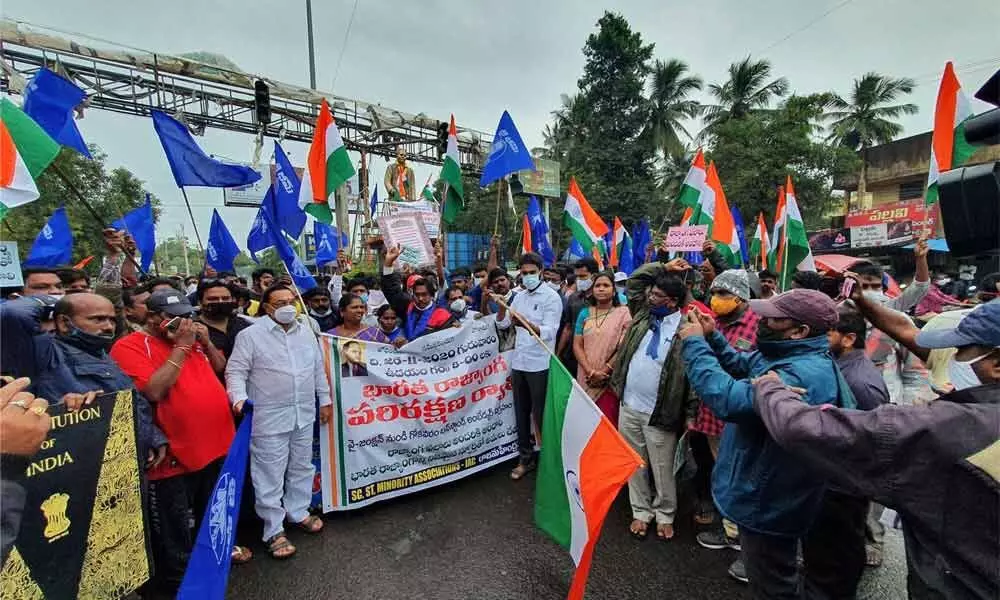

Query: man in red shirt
(110, 289), (241, 591)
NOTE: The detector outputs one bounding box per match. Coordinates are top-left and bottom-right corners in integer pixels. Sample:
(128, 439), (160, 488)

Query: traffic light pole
(306, 0), (317, 89)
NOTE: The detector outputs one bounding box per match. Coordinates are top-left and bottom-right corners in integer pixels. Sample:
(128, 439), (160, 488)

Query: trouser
(147, 459), (222, 590)
(866, 501), (885, 549)
(802, 490), (868, 600)
(250, 424), (315, 541)
(741, 530), (800, 600)
(618, 405), (679, 525)
(511, 369), (548, 465)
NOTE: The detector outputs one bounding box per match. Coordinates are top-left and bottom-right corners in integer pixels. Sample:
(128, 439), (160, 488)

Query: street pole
(180, 224), (191, 276)
(306, 0), (317, 89)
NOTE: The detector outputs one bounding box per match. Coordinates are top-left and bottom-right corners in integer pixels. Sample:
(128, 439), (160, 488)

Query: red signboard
(845, 201), (937, 229)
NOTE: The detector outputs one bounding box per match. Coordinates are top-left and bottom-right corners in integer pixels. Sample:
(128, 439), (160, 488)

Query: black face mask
(59, 320), (115, 355)
(757, 321), (793, 343)
(201, 301), (237, 319)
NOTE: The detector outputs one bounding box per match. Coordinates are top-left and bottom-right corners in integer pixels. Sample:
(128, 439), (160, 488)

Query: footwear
(656, 523), (675, 541)
(292, 514), (324, 534)
(865, 544), (884, 567)
(266, 533), (296, 560)
(628, 519), (650, 540)
(727, 559), (749, 584)
(510, 462), (536, 480)
(696, 530), (741, 551)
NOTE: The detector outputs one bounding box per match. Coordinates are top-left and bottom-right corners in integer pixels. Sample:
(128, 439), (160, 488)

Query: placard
(377, 213), (435, 266)
(385, 200), (441, 238)
(0, 242), (24, 287)
(663, 225), (709, 252)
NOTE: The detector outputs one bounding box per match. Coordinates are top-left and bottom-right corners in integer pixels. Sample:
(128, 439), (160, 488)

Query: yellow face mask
(710, 294), (741, 316)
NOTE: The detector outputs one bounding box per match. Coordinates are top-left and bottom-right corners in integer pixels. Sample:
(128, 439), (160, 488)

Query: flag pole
(494, 181), (501, 235)
(178, 187), (205, 253)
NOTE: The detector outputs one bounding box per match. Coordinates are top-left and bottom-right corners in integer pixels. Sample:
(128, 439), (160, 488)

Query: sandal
(231, 545), (253, 564)
(629, 519), (650, 540)
(293, 514), (324, 534)
(657, 523), (675, 541)
(266, 533), (296, 560)
(510, 463), (536, 481)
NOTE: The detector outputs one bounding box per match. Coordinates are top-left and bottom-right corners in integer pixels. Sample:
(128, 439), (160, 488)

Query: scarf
(646, 305), (674, 359)
(405, 304), (435, 340)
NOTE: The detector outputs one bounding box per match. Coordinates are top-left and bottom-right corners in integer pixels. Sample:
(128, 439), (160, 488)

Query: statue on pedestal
(384, 146), (416, 201)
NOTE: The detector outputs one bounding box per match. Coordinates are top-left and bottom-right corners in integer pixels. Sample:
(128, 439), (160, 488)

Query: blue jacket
(682, 331), (854, 537)
(0, 299), (165, 459)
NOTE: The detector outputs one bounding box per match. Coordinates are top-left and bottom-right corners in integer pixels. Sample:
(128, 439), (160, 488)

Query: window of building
(898, 180), (924, 201)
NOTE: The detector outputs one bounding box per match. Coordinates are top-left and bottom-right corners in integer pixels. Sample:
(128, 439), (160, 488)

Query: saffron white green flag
(297, 98), (356, 224)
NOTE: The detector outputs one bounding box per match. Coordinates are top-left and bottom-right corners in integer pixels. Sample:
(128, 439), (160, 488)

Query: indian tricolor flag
(521, 213), (532, 255)
(563, 177), (608, 252)
(609, 216), (626, 267)
(749, 212), (769, 270)
(535, 358), (643, 600)
(692, 161), (741, 267)
(925, 62), (976, 207)
(776, 176), (815, 289)
(767, 185), (785, 272)
(676, 148), (707, 211)
(441, 114), (465, 224)
(298, 98), (355, 224)
(1, 98), (60, 218)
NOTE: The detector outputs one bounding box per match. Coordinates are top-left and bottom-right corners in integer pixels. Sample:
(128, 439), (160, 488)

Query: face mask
(947, 354), (988, 391)
(710, 295), (741, 316)
(546, 281), (561, 292)
(272, 305), (298, 325)
(473, 277), (483, 288)
(757, 321), (800, 343)
(862, 290), (888, 305)
(186, 283), (197, 294)
(359, 293), (370, 304)
(649, 305), (676, 318)
(202, 301), (237, 318)
(450, 299), (467, 313)
(310, 308), (332, 318)
(522, 273), (541, 290)
(576, 278), (593, 293)
(615, 285), (626, 295)
(60, 319), (115, 354)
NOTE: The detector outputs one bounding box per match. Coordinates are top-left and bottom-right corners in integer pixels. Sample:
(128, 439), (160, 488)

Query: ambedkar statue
(383, 146), (416, 201)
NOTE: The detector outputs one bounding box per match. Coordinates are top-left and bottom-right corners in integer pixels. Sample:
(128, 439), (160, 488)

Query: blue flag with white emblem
(111, 194), (156, 273)
(25, 206), (73, 267)
(151, 111), (261, 188)
(23, 68), (91, 158)
(266, 210), (317, 291)
(632, 219), (651, 265)
(273, 142), (306, 239)
(526, 196), (555, 267)
(177, 410), (252, 600)
(246, 187), (277, 263)
(206, 209), (241, 272)
(730, 205), (749, 266)
(313, 221), (340, 267)
(479, 110), (535, 186)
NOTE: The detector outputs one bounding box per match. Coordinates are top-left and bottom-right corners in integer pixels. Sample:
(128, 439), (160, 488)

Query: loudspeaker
(938, 161), (1000, 256)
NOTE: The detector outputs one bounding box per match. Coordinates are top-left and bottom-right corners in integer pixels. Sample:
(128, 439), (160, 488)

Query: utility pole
(306, 0), (317, 89)
(179, 224), (191, 276)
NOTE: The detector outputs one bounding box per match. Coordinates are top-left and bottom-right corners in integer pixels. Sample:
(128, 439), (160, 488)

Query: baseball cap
(748, 288), (838, 331)
(915, 301), (1000, 349)
(146, 289), (195, 317)
(614, 271), (628, 283)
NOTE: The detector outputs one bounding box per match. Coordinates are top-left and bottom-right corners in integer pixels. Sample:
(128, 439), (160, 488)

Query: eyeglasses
(269, 299), (297, 309)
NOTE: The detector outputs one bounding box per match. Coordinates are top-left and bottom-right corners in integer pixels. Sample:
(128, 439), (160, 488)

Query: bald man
(0, 293), (165, 464)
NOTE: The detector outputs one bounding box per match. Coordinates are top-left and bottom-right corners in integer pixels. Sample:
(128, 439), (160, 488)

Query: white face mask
(186, 283), (198, 294)
(450, 299), (467, 313)
(310, 308), (332, 317)
(576, 278), (593, 293)
(473, 277), (483, 288)
(862, 290), (888, 305)
(546, 281), (561, 292)
(272, 305), (297, 325)
(947, 353), (989, 391)
(522, 273), (541, 290)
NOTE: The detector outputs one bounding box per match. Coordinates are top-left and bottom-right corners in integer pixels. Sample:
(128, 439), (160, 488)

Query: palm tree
(826, 73), (918, 202)
(646, 59), (703, 157)
(702, 56), (789, 134)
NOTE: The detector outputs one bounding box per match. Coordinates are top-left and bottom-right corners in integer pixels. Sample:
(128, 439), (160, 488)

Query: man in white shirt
(225, 284), (332, 559)
(495, 252), (563, 480)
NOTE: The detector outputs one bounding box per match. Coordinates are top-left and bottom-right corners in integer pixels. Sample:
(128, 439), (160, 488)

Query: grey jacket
(754, 379), (1000, 600)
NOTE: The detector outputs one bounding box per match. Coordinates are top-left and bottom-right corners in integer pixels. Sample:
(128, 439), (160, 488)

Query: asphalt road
(227, 462), (907, 600)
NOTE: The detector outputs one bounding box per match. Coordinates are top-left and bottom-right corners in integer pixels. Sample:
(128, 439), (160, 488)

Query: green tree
(645, 59), (703, 158)
(826, 73), (918, 200)
(702, 56), (789, 135)
(565, 12), (659, 225)
(708, 94), (859, 228)
(5, 146), (160, 272)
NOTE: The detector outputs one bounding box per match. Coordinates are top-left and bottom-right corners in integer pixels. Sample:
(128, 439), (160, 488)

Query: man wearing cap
(678, 288), (855, 598)
(110, 289), (241, 590)
(753, 298), (1000, 599)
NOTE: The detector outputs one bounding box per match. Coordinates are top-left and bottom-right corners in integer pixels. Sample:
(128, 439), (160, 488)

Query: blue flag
(619, 232), (636, 275)
(177, 409), (252, 600)
(151, 111), (261, 188)
(25, 206), (73, 267)
(246, 187), (277, 263)
(111, 194), (155, 273)
(313, 221), (339, 267)
(23, 68), (91, 158)
(265, 210), (317, 291)
(568, 238), (587, 260)
(370, 184), (379, 217)
(526, 196), (555, 267)
(206, 209), (241, 272)
(273, 142), (306, 239)
(632, 219), (651, 265)
(730, 205), (749, 266)
(479, 110), (535, 187)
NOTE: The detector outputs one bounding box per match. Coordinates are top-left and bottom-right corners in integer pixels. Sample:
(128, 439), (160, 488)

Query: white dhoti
(250, 423), (315, 541)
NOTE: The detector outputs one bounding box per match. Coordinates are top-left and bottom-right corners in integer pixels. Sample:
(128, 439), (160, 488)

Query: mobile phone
(840, 277), (855, 299)
(160, 316), (182, 332)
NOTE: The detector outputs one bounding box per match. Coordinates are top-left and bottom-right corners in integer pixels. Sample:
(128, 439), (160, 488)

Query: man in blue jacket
(678, 288), (853, 599)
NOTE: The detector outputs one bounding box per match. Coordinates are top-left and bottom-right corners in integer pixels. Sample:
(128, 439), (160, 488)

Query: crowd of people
(1, 226), (998, 600)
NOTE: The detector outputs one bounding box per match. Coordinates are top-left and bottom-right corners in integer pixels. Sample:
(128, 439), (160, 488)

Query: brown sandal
(657, 523), (675, 541)
(294, 514), (324, 534)
(266, 534), (296, 559)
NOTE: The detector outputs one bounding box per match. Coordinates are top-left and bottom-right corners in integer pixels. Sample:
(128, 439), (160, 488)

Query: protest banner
(663, 225), (708, 252)
(385, 199), (441, 238)
(0, 242), (24, 287)
(377, 213), (435, 266)
(317, 317), (518, 511)
(0, 390), (149, 599)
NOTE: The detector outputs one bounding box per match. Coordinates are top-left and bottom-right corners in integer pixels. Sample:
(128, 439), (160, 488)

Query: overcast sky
(5, 0), (999, 252)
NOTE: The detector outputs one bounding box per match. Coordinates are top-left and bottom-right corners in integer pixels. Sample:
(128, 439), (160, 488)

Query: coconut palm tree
(826, 73), (918, 202)
(645, 59), (703, 157)
(702, 56), (789, 134)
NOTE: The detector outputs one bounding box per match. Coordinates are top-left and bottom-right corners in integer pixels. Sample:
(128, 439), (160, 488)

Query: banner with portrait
(0, 390), (149, 599)
(317, 317), (518, 511)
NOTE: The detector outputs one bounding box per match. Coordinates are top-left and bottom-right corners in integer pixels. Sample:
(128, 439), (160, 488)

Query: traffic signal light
(436, 121), (448, 156)
(254, 80), (271, 125)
